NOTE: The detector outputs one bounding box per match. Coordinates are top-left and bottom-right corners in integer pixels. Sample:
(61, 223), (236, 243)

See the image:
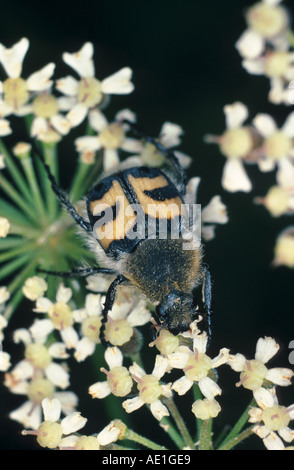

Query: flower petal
(97, 421), (120, 446)
(101, 67), (134, 95)
(266, 367), (294, 386)
(152, 355), (168, 379)
(199, 377), (222, 400)
(150, 399), (170, 421)
(61, 412), (87, 435)
(202, 196), (228, 224)
(0, 37), (29, 78)
(89, 381), (111, 399)
(253, 113), (277, 137)
(122, 396), (144, 413)
(222, 159), (252, 193)
(235, 30), (264, 59)
(27, 63), (55, 91)
(63, 42), (95, 78)
(159, 122), (183, 148)
(224, 102), (249, 129)
(42, 397), (61, 422)
(10, 400), (41, 430)
(55, 76), (79, 96)
(105, 346), (123, 369)
(255, 337), (279, 364)
(45, 362), (70, 389)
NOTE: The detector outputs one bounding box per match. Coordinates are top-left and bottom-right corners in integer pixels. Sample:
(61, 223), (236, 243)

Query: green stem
(42, 143), (59, 221)
(159, 416), (185, 449)
(193, 384), (203, 442)
(20, 156), (47, 221)
(217, 398), (255, 450)
(0, 198), (34, 227)
(218, 426), (255, 451)
(0, 237), (24, 250)
(0, 139), (33, 203)
(125, 428), (167, 450)
(4, 257), (39, 320)
(69, 160), (91, 202)
(0, 252), (33, 282)
(0, 173), (39, 225)
(164, 398), (195, 449)
(198, 419), (212, 450)
(0, 242), (36, 263)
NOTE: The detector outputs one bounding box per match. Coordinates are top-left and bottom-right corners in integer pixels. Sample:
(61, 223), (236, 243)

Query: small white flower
(12, 327), (71, 390)
(73, 293), (103, 362)
(227, 336), (294, 390)
(235, 0), (290, 60)
(22, 398), (87, 449)
(169, 333), (229, 400)
(22, 276), (48, 301)
(122, 355), (171, 421)
(205, 102), (254, 193)
(0, 38), (55, 118)
(56, 42), (134, 128)
(33, 283), (78, 349)
(248, 387), (294, 450)
(242, 50), (294, 105)
(75, 108), (141, 171)
(89, 346), (133, 399)
(252, 111), (294, 185)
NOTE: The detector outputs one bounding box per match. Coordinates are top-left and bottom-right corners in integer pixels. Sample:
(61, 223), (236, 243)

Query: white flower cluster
(205, 0), (294, 269)
(2, 272), (293, 450)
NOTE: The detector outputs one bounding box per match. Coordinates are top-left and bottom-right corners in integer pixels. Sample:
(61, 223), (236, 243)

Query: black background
(0, 0), (293, 451)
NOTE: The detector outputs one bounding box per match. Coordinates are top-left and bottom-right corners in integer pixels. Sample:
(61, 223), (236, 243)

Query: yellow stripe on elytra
(127, 174), (183, 219)
(90, 180), (136, 250)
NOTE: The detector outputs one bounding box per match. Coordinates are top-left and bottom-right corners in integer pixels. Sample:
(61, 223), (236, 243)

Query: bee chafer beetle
(36, 120), (212, 347)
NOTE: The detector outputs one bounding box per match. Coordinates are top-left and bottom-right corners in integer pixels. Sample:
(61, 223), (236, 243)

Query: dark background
(0, 0), (293, 451)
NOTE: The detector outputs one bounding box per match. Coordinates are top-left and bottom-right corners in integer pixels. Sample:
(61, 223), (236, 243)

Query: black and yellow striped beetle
(36, 120), (212, 347)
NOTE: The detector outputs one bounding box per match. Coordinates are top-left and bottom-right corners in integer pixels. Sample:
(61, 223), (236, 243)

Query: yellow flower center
(99, 123), (125, 149)
(239, 360), (267, 390)
(27, 378), (55, 404)
(264, 186), (289, 217)
(25, 343), (52, 369)
(264, 131), (292, 160)
(81, 316), (102, 343)
(48, 302), (74, 330)
(77, 77), (103, 108)
(220, 127), (253, 159)
(75, 436), (100, 450)
(264, 51), (291, 78)
(184, 350), (212, 381)
(105, 366), (133, 397)
(247, 4), (288, 39)
(2, 77), (29, 110)
(37, 421), (63, 449)
(32, 93), (59, 118)
(262, 405), (290, 431)
(137, 374), (162, 404)
(152, 329), (180, 355)
(140, 142), (165, 167)
(274, 233), (294, 268)
(105, 319), (133, 346)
